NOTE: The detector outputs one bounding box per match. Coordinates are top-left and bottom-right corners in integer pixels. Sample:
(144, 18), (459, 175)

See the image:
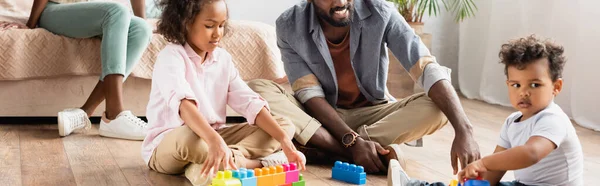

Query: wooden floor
(1, 97), (598, 186)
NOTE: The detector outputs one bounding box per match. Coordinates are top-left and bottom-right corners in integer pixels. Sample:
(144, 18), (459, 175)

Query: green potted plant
(386, 0), (477, 48)
(385, 0), (477, 97)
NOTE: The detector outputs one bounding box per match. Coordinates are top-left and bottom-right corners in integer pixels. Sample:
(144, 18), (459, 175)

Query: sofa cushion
(0, 6), (286, 82)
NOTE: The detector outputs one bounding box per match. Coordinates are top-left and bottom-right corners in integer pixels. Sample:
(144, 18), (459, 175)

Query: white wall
(422, 10), (460, 88)
(227, 0), (302, 26)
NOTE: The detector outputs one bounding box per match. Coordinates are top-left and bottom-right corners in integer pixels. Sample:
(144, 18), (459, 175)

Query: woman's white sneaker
(99, 110), (148, 140)
(57, 108), (92, 136)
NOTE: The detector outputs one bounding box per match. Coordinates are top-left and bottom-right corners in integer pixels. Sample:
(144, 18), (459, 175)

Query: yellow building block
(449, 179), (459, 186)
(211, 170), (241, 186)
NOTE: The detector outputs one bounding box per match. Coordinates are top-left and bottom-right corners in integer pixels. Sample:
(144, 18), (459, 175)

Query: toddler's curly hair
(499, 35), (566, 81)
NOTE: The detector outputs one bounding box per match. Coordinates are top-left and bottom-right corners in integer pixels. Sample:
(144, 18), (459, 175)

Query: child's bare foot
(232, 153), (262, 169)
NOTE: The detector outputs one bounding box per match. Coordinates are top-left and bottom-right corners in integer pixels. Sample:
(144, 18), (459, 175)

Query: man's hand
(451, 131), (481, 175)
(427, 80), (481, 174)
(349, 138), (389, 173)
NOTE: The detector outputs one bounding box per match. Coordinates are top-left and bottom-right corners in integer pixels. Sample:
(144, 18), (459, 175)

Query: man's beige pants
(247, 79), (448, 147)
(148, 116), (295, 174)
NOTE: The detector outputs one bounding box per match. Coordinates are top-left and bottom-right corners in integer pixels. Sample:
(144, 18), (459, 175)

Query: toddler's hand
(457, 159), (488, 184)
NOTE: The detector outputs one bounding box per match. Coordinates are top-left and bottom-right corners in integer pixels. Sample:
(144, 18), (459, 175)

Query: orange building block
(255, 167), (273, 186)
(273, 165), (286, 185)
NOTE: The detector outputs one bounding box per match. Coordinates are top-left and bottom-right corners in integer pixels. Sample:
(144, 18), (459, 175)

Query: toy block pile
(210, 163), (304, 186)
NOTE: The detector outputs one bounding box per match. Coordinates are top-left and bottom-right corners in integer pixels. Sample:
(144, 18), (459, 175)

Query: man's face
(312, 0), (354, 27)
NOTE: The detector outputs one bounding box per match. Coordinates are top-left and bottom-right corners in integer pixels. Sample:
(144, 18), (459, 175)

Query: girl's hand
(0, 21), (29, 31)
(457, 159), (488, 184)
(281, 139), (306, 171)
(200, 137), (237, 176)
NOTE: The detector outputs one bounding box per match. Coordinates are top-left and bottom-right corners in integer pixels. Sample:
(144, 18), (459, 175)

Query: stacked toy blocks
(210, 163), (303, 186)
(331, 161), (366, 185)
(232, 168), (256, 186)
(280, 174), (305, 186)
(211, 170), (242, 186)
(284, 163), (299, 184)
(277, 163), (302, 186)
(254, 167), (274, 186)
(449, 178), (490, 186)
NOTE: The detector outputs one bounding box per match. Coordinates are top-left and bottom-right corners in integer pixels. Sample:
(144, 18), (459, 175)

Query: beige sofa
(0, 1), (288, 117)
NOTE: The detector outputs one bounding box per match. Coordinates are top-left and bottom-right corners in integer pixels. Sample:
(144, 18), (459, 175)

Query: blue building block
(461, 180), (490, 186)
(232, 168), (257, 186)
(331, 161), (366, 185)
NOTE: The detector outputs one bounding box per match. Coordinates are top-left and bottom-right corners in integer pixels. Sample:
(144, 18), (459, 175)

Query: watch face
(342, 133), (353, 144)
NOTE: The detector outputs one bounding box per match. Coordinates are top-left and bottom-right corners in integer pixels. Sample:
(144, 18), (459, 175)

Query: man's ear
(553, 78), (563, 96)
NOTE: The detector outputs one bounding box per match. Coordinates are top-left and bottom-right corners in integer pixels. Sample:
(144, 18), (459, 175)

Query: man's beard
(315, 3), (353, 27)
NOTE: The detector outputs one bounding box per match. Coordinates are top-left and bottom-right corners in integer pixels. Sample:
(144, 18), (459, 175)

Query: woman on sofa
(0, 0), (152, 140)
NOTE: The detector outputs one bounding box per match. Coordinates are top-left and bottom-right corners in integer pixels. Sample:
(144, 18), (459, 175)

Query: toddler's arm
(459, 136), (556, 181)
(482, 136), (556, 170)
(483, 146), (507, 186)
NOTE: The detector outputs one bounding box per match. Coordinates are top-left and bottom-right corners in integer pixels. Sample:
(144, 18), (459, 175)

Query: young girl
(0, 0), (152, 140)
(142, 0), (306, 184)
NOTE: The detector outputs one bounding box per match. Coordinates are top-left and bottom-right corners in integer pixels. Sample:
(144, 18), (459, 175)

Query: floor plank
(61, 126), (129, 186)
(3, 96), (599, 185)
(19, 124), (76, 186)
(0, 124), (21, 186)
(102, 127), (189, 186)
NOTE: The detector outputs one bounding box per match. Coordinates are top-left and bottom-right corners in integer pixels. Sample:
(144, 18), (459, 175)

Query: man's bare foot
(380, 144), (406, 171)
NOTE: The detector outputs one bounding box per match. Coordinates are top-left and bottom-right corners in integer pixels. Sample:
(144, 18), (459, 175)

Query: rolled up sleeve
(421, 63), (452, 95)
(384, 4), (450, 95)
(227, 65), (268, 124)
(277, 21), (325, 103)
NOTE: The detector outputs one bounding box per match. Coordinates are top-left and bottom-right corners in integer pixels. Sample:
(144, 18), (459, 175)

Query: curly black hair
(499, 35), (566, 81)
(155, 0), (228, 45)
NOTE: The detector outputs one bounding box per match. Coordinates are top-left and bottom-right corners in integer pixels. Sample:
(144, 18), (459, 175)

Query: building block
(255, 167), (273, 186)
(284, 163), (299, 184)
(449, 178), (490, 186)
(211, 170), (241, 186)
(232, 168), (256, 186)
(291, 174), (305, 186)
(449, 179), (459, 186)
(273, 165), (286, 185)
(462, 180), (490, 186)
(331, 161), (366, 185)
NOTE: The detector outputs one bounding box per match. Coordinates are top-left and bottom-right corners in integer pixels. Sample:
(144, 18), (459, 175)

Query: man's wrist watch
(342, 131), (360, 148)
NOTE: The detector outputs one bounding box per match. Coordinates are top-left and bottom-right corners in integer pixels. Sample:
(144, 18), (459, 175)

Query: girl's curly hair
(499, 35), (566, 81)
(155, 0), (228, 45)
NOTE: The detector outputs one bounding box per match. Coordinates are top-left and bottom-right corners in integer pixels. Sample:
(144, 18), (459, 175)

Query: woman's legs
(40, 2), (151, 119)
